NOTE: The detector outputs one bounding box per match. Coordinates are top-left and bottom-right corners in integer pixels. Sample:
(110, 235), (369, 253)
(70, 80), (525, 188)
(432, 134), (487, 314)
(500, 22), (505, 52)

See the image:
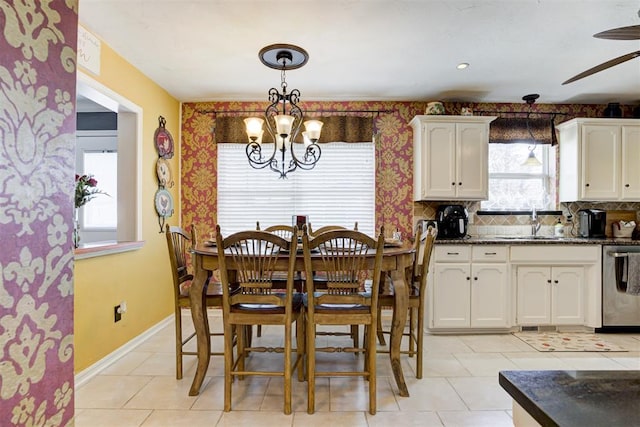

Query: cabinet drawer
(434, 245), (471, 262)
(510, 245), (600, 263)
(472, 246), (508, 262)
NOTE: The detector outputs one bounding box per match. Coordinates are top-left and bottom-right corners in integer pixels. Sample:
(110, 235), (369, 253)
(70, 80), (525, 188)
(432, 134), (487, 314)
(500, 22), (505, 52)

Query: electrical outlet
(114, 305), (122, 322)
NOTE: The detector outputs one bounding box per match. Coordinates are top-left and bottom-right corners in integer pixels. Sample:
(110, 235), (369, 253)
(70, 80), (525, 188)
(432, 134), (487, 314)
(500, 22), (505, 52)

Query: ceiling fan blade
(594, 24), (640, 40)
(562, 50), (640, 85)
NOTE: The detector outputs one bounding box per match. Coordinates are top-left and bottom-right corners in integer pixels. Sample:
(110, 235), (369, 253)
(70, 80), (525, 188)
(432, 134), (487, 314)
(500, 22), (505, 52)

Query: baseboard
(74, 315), (173, 388)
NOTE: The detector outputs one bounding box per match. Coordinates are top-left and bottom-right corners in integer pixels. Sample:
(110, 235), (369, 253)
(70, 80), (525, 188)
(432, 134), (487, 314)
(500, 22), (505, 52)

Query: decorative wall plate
(156, 158), (174, 188)
(154, 116), (174, 159)
(154, 188), (174, 218)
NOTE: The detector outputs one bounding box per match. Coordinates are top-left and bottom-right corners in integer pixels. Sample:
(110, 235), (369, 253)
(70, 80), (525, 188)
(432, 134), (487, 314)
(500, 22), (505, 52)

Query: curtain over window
(215, 115), (373, 144)
(488, 116), (557, 145)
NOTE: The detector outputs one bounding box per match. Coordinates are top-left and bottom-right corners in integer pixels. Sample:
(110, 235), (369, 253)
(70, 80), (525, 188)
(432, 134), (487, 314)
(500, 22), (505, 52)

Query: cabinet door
(456, 122), (488, 199)
(621, 125), (640, 200)
(424, 122), (456, 199)
(581, 125), (619, 200)
(471, 263), (509, 327)
(551, 267), (584, 325)
(516, 266), (550, 325)
(432, 263), (470, 328)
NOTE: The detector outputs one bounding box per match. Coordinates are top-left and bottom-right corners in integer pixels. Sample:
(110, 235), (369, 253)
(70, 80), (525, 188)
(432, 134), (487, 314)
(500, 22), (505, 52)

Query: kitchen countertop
(435, 236), (640, 245)
(499, 370), (640, 427)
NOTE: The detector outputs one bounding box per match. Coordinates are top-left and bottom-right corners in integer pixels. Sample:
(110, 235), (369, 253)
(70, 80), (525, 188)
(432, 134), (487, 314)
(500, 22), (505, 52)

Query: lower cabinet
(516, 266), (584, 325)
(431, 245), (509, 329)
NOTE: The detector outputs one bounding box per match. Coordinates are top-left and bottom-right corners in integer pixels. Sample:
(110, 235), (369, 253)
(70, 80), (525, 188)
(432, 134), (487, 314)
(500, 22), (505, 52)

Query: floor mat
(513, 332), (628, 352)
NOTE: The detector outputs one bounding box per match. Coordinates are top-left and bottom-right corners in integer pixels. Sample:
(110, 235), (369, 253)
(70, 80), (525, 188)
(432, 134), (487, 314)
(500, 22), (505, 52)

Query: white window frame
(217, 142), (375, 236)
(481, 143), (556, 211)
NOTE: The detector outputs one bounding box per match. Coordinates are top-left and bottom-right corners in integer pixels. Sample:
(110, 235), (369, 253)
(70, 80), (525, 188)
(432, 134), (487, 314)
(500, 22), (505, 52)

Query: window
(481, 143), (556, 211)
(217, 142), (375, 235)
(82, 151), (118, 228)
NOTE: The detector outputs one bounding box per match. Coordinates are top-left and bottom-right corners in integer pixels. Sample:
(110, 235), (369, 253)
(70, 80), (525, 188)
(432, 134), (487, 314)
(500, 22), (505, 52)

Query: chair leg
(416, 304), (424, 379)
(257, 324), (262, 337)
(307, 324), (316, 414)
(175, 308), (183, 380)
(284, 322), (292, 415)
(223, 322), (234, 412)
(237, 324), (246, 380)
(351, 324), (359, 349)
(376, 304), (386, 346)
(408, 306), (416, 356)
(367, 322), (376, 415)
(296, 315), (305, 382)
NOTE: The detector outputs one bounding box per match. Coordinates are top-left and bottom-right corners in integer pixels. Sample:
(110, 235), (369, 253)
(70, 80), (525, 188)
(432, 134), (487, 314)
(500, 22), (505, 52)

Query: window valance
(489, 116), (557, 145)
(215, 115), (374, 143)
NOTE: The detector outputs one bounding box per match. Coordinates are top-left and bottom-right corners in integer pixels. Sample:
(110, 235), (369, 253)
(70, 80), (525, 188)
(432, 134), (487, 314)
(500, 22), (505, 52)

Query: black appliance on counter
(436, 205), (468, 239)
(578, 209), (606, 238)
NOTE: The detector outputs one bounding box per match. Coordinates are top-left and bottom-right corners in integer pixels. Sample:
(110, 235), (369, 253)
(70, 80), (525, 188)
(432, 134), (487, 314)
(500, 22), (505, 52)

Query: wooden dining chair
(307, 221), (358, 237)
(255, 222), (300, 337)
(165, 224), (225, 380)
(215, 225), (304, 415)
(376, 223), (436, 379)
(256, 222), (298, 241)
(302, 226), (385, 415)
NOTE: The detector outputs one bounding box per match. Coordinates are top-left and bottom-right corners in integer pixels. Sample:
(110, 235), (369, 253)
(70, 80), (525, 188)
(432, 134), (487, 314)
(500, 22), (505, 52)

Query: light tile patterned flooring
(75, 310), (640, 426)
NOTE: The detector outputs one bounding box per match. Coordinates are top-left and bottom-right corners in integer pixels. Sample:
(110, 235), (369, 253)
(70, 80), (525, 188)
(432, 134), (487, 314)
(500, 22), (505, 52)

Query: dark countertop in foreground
(499, 370), (640, 427)
(436, 236), (640, 245)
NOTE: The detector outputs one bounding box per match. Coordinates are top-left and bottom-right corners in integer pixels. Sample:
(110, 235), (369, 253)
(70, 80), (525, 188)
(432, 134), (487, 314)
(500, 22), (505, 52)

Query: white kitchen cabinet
(558, 118), (640, 202)
(621, 125), (640, 200)
(516, 266), (584, 325)
(511, 245), (600, 327)
(410, 115), (496, 201)
(430, 245), (509, 329)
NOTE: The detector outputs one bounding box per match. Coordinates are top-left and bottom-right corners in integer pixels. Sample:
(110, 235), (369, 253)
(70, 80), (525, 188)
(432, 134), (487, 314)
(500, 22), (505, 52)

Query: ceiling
(78, 0), (640, 105)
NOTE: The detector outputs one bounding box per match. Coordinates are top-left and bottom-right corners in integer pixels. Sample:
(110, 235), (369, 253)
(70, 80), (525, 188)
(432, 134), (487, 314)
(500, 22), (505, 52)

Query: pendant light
(521, 94), (542, 167)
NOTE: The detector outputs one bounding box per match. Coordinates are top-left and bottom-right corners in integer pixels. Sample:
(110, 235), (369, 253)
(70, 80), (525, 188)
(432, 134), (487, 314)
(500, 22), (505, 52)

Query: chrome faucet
(531, 206), (541, 237)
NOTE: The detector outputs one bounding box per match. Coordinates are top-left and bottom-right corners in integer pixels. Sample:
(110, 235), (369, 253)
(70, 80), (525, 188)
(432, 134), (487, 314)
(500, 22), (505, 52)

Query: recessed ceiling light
(457, 62), (469, 70)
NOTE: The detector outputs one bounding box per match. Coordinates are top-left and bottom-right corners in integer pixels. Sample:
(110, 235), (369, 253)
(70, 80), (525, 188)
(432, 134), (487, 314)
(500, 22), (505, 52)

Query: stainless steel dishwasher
(599, 244), (640, 331)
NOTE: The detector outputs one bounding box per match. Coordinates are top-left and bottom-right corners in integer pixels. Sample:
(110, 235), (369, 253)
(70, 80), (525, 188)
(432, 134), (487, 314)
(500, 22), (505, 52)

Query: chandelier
(244, 44), (323, 178)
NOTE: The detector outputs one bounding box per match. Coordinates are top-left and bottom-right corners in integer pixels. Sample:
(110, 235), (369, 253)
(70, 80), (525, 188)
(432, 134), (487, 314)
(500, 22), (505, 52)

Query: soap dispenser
(554, 218), (564, 237)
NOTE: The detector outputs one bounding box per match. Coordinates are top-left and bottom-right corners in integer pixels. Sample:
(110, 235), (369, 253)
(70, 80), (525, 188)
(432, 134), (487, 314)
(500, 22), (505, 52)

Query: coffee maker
(436, 205), (469, 239)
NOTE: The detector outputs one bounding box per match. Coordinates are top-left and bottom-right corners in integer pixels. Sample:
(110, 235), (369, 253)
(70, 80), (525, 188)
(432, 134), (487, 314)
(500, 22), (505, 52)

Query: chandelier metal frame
(245, 44), (322, 179)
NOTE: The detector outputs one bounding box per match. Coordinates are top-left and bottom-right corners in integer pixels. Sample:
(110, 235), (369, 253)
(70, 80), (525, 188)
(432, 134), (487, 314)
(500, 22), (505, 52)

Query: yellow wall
(74, 28), (181, 372)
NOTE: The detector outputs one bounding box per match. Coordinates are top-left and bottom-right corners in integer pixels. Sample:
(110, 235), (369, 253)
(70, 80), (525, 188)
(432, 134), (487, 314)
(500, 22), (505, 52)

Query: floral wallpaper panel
(0, 1), (77, 425)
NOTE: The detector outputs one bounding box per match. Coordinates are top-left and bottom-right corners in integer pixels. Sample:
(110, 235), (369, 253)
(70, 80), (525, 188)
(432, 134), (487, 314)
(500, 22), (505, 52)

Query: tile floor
(74, 310), (640, 426)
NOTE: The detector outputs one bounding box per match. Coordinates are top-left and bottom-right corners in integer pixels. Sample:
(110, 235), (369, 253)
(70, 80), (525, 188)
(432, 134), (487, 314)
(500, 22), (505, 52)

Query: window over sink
(481, 143), (556, 211)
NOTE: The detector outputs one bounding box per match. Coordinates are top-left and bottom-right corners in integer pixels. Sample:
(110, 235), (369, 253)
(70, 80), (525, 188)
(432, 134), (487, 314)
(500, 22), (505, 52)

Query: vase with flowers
(74, 174), (108, 248)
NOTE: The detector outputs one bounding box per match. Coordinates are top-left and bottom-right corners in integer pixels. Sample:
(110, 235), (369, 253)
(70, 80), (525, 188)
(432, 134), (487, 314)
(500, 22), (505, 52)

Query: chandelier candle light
(244, 44), (323, 178)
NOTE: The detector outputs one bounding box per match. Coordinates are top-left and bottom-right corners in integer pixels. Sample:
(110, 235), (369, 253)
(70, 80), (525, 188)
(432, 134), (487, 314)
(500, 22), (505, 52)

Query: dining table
(187, 240), (415, 398)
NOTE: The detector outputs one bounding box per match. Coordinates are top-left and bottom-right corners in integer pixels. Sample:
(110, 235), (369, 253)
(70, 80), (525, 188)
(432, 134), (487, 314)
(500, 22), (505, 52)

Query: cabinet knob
(466, 276), (471, 281)
(554, 280), (559, 284)
(474, 277), (478, 281)
(458, 182), (462, 186)
(451, 182), (456, 186)
(625, 184), (630, 188)
(547, 279), (552, 284)
(585, 183), (590, 187)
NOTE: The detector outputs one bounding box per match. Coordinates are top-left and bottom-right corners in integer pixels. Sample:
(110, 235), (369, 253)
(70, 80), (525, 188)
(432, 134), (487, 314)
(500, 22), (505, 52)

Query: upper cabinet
(558, 118), (640, 202)
(410, 115), (496, 201)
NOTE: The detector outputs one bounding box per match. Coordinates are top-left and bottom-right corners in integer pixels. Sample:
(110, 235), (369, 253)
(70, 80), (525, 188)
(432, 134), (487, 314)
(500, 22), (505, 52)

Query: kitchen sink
(487, 235), (567, 241)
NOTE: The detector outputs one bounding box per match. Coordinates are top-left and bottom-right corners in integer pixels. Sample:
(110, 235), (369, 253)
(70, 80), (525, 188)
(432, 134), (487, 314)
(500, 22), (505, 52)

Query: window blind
(217, 142), (375, 236)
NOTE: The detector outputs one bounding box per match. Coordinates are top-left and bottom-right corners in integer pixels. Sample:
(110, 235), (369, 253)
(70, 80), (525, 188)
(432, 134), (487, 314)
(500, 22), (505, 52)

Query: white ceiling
(78, 0), (640, 105)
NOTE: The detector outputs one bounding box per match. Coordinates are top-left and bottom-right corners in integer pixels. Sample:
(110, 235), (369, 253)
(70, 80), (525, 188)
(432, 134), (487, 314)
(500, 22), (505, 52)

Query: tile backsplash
(414, 200), (640, 237)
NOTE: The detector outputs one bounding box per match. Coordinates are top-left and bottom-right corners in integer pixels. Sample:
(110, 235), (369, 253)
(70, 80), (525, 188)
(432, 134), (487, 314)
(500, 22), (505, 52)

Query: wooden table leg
(188, 253), (211, 396)
(389, 268), (410, 397)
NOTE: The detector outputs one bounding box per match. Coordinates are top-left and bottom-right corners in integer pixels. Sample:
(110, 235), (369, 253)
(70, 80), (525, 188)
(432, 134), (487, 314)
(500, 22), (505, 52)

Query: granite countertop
(499, 370), (640, 427)
(435, 236), (640, 245)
